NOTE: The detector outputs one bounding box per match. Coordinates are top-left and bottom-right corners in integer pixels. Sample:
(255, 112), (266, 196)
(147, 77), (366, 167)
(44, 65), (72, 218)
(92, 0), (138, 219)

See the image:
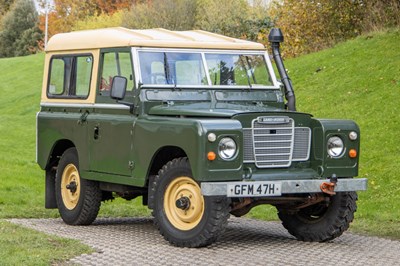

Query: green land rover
(37, 27), (367, 247)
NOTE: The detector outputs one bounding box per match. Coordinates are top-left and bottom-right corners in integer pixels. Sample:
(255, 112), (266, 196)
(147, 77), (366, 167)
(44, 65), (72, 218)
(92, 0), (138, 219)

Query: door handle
(94, 126), (100, 140)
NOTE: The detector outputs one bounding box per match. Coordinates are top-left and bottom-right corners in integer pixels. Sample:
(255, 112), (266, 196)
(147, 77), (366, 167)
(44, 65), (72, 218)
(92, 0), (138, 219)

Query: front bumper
(201, 178), (368, 197)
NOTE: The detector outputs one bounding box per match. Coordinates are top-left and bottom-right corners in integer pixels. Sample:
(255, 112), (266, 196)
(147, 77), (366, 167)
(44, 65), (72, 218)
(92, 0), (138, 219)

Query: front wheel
(55, 147), (102, 225)
(152, 157), (230, 247)
(277, 192), (358, 242)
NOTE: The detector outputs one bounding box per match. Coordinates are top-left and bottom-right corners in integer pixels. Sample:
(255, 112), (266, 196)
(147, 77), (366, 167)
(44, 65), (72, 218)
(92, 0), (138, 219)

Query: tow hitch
(320, 174), (338, 195)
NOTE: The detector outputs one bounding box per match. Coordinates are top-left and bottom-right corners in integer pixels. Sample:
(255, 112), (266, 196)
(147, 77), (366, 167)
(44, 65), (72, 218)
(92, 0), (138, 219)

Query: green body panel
(310, 118), (360, 178)
(86, 108), (135, 176)
(37, 108), (91, 170)
(37, 100), (361, 187)
(128, 116), (244, 186)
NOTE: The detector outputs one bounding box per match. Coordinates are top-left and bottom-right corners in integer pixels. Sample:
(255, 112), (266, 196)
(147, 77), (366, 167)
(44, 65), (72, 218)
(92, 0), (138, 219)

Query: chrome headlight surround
(218, 137), (237, 160)
(327, 136), (345, 158)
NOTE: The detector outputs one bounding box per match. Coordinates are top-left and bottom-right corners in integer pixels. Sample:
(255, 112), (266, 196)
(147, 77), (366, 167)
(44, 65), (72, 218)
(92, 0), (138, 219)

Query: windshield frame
(132, 47), (280, 90)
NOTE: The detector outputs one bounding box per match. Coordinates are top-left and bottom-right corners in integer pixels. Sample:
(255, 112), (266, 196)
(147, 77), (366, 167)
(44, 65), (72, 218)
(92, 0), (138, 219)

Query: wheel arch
(146, 146), (187, 209)
(45, 139), (76, 170)
(147, 146), (188, 179)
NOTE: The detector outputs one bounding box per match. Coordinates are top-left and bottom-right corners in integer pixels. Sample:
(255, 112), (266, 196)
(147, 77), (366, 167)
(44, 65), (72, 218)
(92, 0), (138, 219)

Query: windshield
(139, 51), (207, 85)
(205, 54), (271, 86)
(138, 50), (275, 88)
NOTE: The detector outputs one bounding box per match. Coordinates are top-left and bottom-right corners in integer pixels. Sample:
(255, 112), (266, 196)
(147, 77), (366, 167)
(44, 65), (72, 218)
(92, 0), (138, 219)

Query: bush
(268, 0), (400, 58)
(268, 0), (363, 57)
(361, 0), (400, 32)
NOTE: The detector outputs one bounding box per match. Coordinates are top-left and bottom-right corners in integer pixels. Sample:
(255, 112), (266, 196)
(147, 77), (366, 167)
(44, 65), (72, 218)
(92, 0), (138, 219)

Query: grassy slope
(287, 29), (400, 238)
(0, 53), (148, 264)
(249, 29), (400, 238)
(0, 54), (94, 265)
(0, 29), (398, 262)
(0, 52), (149, 219)
(0, 53), (46, 217)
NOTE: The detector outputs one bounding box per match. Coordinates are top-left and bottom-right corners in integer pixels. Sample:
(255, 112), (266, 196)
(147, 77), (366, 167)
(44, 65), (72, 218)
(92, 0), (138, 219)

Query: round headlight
(327, 136), (344, 157)
(218, 137), (237, 160)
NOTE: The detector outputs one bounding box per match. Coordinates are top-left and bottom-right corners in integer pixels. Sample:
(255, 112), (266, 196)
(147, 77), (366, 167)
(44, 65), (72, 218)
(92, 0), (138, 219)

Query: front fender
(131, 116), (243, 186)
(311, 118), (360, 178)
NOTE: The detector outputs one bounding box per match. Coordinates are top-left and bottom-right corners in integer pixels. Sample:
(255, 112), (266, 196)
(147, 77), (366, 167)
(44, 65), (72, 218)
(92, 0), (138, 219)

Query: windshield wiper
(163, 52), (171, 85)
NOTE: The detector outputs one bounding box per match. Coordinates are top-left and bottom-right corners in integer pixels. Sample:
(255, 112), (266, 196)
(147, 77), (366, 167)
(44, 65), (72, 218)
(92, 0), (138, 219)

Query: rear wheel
(152, 157), (230, 247)
(277, 192), (358, 242)
(55, 147), (101, 225)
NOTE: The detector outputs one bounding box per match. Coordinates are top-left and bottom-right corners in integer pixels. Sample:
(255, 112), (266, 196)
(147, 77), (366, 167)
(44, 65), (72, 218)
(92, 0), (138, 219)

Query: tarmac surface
(9, 217), (400, 266)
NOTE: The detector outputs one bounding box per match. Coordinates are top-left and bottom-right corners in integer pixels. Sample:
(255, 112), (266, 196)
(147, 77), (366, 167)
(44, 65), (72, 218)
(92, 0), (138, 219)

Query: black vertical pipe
(268, 28), (297, 111)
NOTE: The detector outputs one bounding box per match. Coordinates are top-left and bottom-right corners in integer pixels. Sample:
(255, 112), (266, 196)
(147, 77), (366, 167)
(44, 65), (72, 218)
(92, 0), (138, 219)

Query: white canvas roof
(46, 27), (265, 52)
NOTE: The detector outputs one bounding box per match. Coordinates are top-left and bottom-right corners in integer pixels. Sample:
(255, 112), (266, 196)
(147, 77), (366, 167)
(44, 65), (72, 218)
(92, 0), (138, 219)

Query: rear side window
(48, 54), (93, 98)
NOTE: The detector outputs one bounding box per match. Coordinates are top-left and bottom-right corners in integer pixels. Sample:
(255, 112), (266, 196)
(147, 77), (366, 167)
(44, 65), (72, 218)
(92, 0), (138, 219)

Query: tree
(72, 10), (123, 31)
(0, 0), (14, 16)
(122, 0), (197, 30)
(122, 0), (272, 41)
(93, 0), (131, 15)
(0, 0), (43, 57)
(38, 0), (132, 38)
(194, 0), (271, 40)
(268, 0), (363, 57)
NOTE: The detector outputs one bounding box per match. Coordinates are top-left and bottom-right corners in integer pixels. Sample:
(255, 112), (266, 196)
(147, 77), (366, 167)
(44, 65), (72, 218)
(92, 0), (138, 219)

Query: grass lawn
(0, 221), (93, 266)
(0, 28), (399, 264)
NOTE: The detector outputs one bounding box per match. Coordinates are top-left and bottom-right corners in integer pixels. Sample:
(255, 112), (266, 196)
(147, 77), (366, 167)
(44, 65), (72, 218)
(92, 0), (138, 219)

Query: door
(88, 49), (136, 176)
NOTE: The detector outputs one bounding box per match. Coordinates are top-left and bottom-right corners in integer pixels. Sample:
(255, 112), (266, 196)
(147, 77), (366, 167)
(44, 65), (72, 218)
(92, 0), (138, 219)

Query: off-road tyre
(152, 157), (230, 247)
(55, 147), (102, 225)
(277, 191), (358, 242)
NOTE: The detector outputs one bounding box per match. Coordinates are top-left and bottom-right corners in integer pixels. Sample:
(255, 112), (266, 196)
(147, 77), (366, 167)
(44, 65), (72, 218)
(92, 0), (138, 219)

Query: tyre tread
(278, 191), (358, 242)
(55, 147), (101, 226)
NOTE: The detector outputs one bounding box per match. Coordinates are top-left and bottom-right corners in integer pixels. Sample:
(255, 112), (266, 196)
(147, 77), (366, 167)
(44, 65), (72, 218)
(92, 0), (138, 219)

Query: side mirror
(110, 76), (127, 100)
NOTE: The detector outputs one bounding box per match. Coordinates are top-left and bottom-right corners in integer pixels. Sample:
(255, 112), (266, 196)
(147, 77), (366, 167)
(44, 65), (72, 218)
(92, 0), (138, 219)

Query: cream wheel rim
(61, 164), (81, 210)
(164, 176), (204, 231)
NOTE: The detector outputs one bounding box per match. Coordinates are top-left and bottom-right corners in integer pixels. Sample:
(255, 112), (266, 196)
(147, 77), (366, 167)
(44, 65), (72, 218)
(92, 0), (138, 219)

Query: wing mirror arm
(110, 76), (135, 113)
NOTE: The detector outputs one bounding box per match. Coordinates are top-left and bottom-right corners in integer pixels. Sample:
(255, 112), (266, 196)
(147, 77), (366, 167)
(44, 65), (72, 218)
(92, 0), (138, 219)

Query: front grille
(243, 116), (311, 168)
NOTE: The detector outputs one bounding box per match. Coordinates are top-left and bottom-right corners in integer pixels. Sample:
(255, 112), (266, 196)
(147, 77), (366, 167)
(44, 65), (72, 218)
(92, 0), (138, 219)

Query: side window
(99, 51), (134, 94)
(48, 58), (66, 95)
(75, 56), (93, 97)
(47, 54), (93, 98)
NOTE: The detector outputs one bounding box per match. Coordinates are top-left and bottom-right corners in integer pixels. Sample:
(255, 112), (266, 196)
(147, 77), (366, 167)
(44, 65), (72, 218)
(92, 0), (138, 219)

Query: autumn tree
(122, 0), (197, 30)
(38, 0), (132, 37)
(0, 0), (42, 57)
(122, 0), (272, 41)
(194, 0), (271, 41)
(93, 0), (131, 15)
(0, 0), (14, 16)
(268, 0), (363, 57)
(72, 10), (123, 31)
